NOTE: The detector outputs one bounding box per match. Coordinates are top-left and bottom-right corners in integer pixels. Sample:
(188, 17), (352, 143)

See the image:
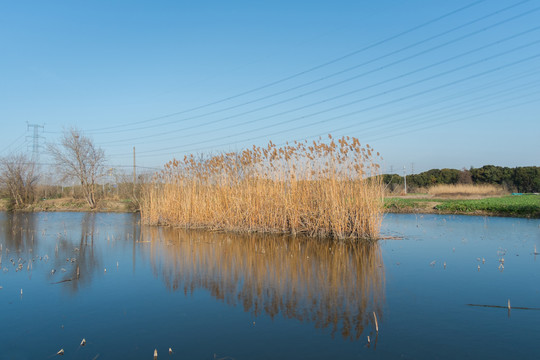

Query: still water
(0, 212), (539, 359)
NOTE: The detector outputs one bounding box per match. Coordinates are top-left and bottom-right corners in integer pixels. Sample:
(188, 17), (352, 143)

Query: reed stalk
(141, 135), (384, 240)
(427, 184), (506, 197)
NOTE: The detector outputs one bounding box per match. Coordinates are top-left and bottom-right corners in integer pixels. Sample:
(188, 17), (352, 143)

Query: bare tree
(48, 129), (106, 209)
(0, 153), (40, 208)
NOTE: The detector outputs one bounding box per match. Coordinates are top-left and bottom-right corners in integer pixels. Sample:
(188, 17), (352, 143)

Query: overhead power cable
(127, 88), (540, 160)
(105, 70), (539, 156)
(0, 132), (27, 155)
(110, 44), (540, 157)
(80, 0), (493, 133)
(91, 1), (534, 138)
(256, 91), (540, 152)
(99, 23), (540, 146)
(354, 86), (540, 139)
(366, 96), (540, 144)
(1, 162), (161, 172)
(118, 52), (540, 158)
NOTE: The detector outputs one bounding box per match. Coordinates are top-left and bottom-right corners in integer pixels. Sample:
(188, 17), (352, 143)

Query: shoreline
(385, 207), (535, 218)
(2, 195), (539, 219)
(385, 194), (540, 219)
(0, 198), (139, 213)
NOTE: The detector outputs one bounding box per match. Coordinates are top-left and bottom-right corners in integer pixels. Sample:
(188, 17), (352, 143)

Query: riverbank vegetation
(0, 181), (140, 212)
(427, 183), (506, 197)
(385, 194), (540, 218)
(384, 165), (540, 193)
(2, 128), (539, 220)
(141, 136), (385, 240)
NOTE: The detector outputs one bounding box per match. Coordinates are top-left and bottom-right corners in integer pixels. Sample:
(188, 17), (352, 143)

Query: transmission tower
(27, 123), (44, 162)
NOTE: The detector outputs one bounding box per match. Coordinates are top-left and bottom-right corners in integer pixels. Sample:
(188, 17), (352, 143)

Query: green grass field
(385, 195), (540, 218)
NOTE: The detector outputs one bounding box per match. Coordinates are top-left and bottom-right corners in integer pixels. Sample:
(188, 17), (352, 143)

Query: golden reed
(428, 183), (506, 197)
(141, 135), (385, 239)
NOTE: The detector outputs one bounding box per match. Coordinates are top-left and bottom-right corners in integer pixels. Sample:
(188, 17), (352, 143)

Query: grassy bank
(385, 194), (540, 218)
(0, 197), (139, 213)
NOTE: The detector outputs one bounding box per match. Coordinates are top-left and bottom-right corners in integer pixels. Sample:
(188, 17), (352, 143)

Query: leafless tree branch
(47, 129), (106, 209)
(0, 153), (40, 208)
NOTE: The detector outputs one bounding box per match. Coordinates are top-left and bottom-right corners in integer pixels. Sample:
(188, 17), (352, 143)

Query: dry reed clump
(141, 135), (385, 240)
(428, 184), (506, 197)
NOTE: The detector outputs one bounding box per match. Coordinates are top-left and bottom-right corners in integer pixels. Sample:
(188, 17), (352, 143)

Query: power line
(91, 70), (539, 162)
(100, 65), (540, 155)
(92, 1), (536, 139)
(77, 0), (492, 134)
(2, 162), (161, 172)
(128, 92), (540, 161)
(0, 132), (27, 155)
(238, 90), (540, 154)
(356, 87), (540, 140)
(110, 45), (540, 157)
(99, 22), (540, 147)
(294, 77), (540, 143)
(367, 96), (540, 144)
(151, 85), (540, 159)
(118, 54), (540, 157)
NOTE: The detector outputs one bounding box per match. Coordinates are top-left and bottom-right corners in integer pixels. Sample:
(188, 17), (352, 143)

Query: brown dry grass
(427, 184), (507, 198)
(141, 135), (385, 240)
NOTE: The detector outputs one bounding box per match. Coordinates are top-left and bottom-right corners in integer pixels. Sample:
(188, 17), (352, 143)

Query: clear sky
(1, 0), (539, 176)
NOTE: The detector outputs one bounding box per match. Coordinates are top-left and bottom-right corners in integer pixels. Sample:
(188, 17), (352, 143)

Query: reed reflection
(143, 227), (385, 340)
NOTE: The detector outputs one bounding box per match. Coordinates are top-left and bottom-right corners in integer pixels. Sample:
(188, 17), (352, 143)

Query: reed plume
(141, 135), (384, 240)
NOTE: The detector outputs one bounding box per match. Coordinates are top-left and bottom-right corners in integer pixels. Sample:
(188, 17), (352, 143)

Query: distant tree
(47, 129), (106, 209)
(458, 168), (473, 184)
(513, 167), (540, 193)
(471, 165), (512, 186)
(382, 173), (403, 192)
(382, 165), (540, 192)
(425, 169), (442, 185)
(0, 153), (40, 208)
(440, 168), (460, 184)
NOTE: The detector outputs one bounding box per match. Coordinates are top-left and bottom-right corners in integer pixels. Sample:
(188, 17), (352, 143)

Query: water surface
(0, 212), (539, 359)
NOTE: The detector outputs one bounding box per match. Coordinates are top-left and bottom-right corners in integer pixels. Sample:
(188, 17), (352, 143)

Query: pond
(0, 212), (539, 359)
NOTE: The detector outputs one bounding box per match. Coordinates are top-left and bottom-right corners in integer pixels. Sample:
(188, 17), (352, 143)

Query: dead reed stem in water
(141, 135), (384, 240)
(373, 311), (379, 332)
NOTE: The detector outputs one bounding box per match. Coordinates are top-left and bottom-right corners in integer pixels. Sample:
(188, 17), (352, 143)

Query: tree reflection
(59, 212), (100, 292)
(0, 212), (37, 253)
(143, 227), (385, 340)
(0, 212), (100, 292)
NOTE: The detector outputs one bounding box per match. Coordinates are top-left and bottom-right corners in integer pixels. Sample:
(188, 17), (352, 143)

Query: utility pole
(133, 146), (136, 198)
(27, 123), (44, 162)
(403, 165), (407, 195)
(411, 163), (414, 175)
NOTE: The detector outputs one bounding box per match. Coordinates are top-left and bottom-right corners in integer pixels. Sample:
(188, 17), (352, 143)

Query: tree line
(383, 165), (540, 193)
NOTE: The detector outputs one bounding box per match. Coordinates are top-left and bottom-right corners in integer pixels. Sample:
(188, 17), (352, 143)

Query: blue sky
(1, 0), (539, 175)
